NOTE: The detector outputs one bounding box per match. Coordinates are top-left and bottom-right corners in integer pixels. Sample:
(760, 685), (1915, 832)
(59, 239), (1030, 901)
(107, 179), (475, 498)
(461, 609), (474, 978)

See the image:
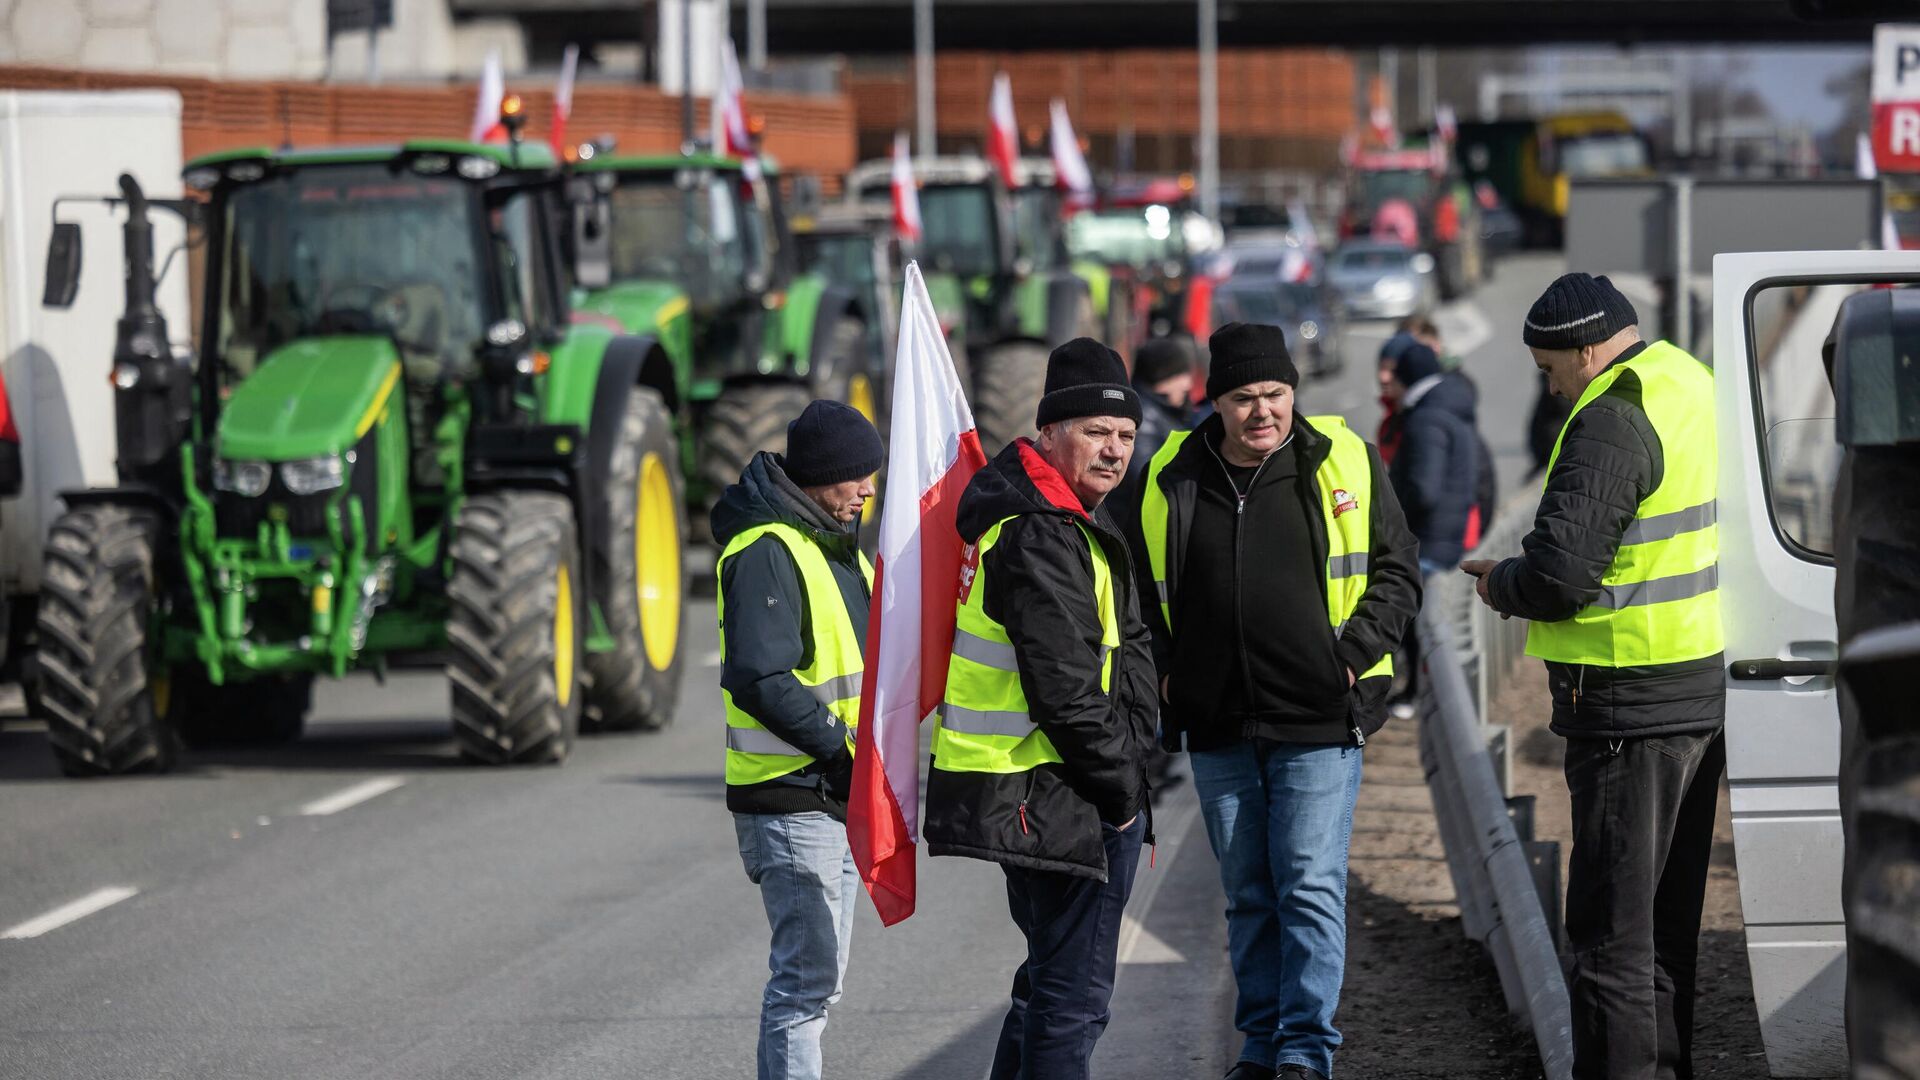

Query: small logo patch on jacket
(766, 596), (779, 607)
(1332, 488), (1360, 517)
(958, 543), (981, 602)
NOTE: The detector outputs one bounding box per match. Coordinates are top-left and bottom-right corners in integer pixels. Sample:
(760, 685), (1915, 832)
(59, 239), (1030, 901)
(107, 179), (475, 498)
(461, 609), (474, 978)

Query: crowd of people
(713, 271), (1724, 1080)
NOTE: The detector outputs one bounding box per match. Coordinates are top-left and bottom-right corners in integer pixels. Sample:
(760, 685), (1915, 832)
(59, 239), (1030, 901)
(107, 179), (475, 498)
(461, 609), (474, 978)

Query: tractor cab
(568, 152), (884, 532)
(845, 154), (1093, 451)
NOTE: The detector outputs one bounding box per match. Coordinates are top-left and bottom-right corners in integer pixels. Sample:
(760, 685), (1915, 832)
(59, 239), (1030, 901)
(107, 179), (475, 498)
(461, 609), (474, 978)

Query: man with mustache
(1128, 322), (1421, 1080)
(924, 338), (1159, 1080)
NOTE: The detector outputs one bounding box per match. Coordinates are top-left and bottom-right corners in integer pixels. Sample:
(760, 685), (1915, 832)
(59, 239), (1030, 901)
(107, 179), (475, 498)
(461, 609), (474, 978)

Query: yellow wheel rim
(636, 452), (682, 671)
(848, 374), (878, 526)
(554, 563), (576, 708)
(149, 671), (171, 720)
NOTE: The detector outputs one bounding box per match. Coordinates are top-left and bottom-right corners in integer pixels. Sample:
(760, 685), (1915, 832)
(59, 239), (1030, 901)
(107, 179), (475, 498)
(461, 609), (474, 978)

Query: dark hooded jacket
(1484, 343), (1724, 738)
(1129, 412), (1423, 749)
(1389, 371), (1481, 568)
(711, 452), (872, 820)
(923, 439), (1159, 883)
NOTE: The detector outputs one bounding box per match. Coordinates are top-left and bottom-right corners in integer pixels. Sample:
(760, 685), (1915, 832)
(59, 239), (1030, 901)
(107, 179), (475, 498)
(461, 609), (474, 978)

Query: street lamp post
(915, 0), (936, 157)
(1197, 0), (1219, 220)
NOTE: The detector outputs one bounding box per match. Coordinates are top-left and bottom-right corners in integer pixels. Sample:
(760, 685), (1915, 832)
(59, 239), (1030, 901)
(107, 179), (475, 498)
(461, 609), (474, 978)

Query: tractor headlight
(1299, 320), (1320, 342)
(214, 459), (271, 498)
(279, 455), (345, 496)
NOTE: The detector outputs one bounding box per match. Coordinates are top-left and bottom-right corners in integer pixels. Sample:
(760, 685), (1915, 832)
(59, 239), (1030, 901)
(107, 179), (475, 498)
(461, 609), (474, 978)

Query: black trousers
(1563, 729), (1725, 1080)
(990, 817), (1144, 1080)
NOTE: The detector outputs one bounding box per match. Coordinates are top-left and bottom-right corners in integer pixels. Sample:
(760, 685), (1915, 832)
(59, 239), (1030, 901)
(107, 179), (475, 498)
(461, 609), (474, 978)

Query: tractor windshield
(214, 165), (488, 382)
(917, 184), (999, 277)
(1011, 187), (1063, 271)
(798, 232), (880, 292)
(607, 171), (768, 308)
(1068, 207), (1185, 270)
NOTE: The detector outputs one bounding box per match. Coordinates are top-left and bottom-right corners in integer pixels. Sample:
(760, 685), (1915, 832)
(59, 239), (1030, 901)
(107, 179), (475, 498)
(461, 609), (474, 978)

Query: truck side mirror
(1827, 287), (1920, 448)
(572, 199), (612, 291)
(43, 221), (81, 308)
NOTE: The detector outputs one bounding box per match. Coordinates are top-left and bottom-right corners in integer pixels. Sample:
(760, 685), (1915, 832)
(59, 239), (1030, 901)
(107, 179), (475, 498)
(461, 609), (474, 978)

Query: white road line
(299, 776), (406, 817)
(1438, 298), (1494, 358)
(701, 649), (723, 668)
(2, 886), (138, 940)
(1118, 790), (1202, 965)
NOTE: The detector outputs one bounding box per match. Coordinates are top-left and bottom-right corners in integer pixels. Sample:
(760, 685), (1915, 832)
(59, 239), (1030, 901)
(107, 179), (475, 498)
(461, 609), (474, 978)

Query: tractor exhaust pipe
(111, 173), (189, 479)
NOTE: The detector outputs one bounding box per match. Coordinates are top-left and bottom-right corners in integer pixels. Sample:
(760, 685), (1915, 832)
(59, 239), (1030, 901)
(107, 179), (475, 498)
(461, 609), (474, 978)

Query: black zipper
(1205, 439), (1270, 716)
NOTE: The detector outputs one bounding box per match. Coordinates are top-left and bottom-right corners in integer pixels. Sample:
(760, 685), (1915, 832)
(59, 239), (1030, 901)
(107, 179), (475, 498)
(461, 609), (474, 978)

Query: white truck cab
(1712, 250), (1920, 1077)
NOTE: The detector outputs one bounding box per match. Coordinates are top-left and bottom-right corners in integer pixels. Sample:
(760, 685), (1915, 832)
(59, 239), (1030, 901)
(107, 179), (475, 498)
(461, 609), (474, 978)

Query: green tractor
(34, 137), (690, 776)
(845, 156), (1096, 452)
(565, 153), (886, 536)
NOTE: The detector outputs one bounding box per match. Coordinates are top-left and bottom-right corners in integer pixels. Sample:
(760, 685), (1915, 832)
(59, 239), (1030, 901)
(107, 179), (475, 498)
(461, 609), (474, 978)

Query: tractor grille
(216, 485), (332, 540)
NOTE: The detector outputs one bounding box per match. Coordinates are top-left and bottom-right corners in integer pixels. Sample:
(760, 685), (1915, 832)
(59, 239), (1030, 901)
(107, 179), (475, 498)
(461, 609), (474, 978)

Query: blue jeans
(1191, 740), (1364, 1078)
(734, 811), (860, 1080)
(989, 815), (1145, 1080)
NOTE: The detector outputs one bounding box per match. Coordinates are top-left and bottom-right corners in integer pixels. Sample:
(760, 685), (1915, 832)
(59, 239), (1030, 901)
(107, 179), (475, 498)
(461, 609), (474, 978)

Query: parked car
(1326, 241), (1438, 321)
(1210, 276), (1344, 378)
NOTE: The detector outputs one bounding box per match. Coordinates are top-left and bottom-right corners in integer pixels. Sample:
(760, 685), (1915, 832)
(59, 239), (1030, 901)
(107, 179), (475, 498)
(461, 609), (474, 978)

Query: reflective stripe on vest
(932, 516), (1119, 775)
(1139, 416), (1392, 680)
(715, 523), (874, 786)
(1526, 340), (1724, 666)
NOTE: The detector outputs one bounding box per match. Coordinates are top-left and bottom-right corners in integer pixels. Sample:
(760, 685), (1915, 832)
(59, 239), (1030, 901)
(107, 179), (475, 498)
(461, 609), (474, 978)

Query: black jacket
(1389, 373), (1480, 568)
(1484, 343), (1725, 738)
(712, 452), (871, 819)
(923, 439), (1158, 882)
(1129, 413), (1423, 748)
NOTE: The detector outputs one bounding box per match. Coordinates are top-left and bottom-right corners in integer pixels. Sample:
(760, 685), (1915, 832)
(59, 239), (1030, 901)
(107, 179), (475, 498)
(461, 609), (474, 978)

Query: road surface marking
(1439, 299), (1493, 357)
(1118, 789), (1202, 965)
(299, 776), (406, 816)
(2, 886), (138, 940)
(701, 649), (723, 668)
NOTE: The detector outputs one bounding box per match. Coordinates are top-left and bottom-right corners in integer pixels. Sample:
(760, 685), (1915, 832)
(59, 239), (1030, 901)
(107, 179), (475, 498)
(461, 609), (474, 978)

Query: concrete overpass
(459, 0), (1880, 54)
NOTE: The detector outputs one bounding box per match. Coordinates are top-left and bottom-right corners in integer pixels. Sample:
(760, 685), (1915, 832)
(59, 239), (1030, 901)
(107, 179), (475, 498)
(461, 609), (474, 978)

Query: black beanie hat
(1206, 321), (1299, 400)
(784, 399), (884, 487)
(1035, 338), (1142, 428)
(1133, 335), (1197, 387)
(1393, 341), (1443, 387)
(1523, 273), (1639, 350)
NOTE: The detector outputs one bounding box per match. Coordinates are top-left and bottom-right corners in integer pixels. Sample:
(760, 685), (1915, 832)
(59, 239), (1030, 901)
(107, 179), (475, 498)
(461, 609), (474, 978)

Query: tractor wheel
(584, 388), (688, 733)
(173, 672), (312, 747)
(698, 382), (813, 512)
(971, 340), (1051, 455)
(446, 490), (583, 765)
(35, 505), (176, 777)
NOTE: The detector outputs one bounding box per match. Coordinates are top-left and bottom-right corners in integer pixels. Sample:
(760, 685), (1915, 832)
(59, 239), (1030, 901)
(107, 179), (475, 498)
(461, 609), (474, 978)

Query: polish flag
(469, 48), (506, 143)
(714, 37), (762, 180)
(548, 44), (579, 159)
(1049, 99), (1094, 210)
(849, 262), (988, 926)
(891, 133), (922, 244)
(1435, 103), (1458, 143)
(988, 72), (1020, 189)
(1858, 133), (1902, 251)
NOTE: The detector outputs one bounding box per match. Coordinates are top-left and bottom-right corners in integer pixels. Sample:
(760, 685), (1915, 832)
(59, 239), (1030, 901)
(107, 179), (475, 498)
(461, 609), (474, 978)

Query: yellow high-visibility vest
(1138, 416), (1392, 679)
(716, 523), (872, 785)
(1527, 340), (1723, 666)
(932, 515), (1118, 775)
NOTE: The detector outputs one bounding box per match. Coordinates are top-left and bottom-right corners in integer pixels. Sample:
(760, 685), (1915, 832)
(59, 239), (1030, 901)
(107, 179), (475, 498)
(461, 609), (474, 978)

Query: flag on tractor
(549, 44), (578, 158)
(1049, 99), (1094, 210)
(988, 72), (1020, 190)
(847, 262), (987, 926)
(714, 37), (761, 180)
(469, 49), (506, 143)
(892, 133), (923, 244)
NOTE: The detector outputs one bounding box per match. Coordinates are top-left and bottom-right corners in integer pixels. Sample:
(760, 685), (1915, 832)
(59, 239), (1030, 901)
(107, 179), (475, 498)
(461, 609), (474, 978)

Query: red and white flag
(469, 48), (506, 143)
(1049, 99), (1094, 210)
(1435, 103), (1458, 143)
(891, 132), (923, 244)
(849, 262), (988, 926)
(988, 72), (1020, 189)
(548, 44), (579, 158)
(714, 36), (762, 180)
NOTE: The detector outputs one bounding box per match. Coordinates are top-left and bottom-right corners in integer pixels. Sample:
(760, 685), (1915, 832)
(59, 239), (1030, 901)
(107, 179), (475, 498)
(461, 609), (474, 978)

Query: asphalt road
(0, 253), (1560, 1080)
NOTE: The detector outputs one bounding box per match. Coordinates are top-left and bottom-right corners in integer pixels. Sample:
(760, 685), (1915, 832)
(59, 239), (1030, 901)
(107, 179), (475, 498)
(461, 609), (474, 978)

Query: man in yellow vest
(1127, 322), (1421, 1080)
(712, 399), (881, 1080)
(923, 338), (1159, 1080)
(1461, 273), (1724, 1080)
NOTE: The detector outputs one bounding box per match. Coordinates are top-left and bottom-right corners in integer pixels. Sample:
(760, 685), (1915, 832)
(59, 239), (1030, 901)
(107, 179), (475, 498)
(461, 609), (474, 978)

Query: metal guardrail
(1418, 495), (1573, 1080)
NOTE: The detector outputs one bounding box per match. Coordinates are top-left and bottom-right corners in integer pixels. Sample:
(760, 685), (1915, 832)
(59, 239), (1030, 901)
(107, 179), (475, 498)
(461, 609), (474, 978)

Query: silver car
(1326, 241), (1438, 321)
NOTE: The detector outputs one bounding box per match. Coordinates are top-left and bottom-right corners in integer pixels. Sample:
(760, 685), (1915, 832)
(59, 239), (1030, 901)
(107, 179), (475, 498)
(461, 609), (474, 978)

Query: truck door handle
(1728, 658), (1837, 680)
